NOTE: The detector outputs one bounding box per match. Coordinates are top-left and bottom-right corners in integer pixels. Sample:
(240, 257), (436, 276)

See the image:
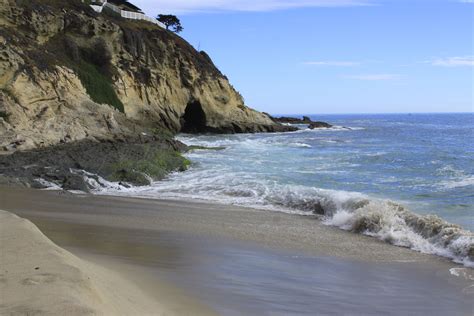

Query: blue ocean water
(98, 113), (474, 266)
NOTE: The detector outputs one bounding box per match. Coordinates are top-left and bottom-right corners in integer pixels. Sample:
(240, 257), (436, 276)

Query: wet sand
(1, 186), (473, 315)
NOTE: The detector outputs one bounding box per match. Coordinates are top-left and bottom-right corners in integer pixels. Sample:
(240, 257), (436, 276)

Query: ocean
(96, 113), (474, 267)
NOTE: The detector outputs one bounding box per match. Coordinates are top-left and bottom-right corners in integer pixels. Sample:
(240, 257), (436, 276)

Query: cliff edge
(0, 0), (293, 153)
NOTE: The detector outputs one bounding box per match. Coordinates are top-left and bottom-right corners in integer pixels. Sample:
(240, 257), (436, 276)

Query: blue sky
(134, 0), (473, 114)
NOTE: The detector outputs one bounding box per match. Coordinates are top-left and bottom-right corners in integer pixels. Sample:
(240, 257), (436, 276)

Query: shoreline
(73, 187), (474, 267)
(0, 186), (446, 263)
(1, 186), (473, 314)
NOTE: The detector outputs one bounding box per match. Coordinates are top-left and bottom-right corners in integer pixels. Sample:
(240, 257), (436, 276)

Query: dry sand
(0, 209), (214, 315)
(0, 210), (160, 315)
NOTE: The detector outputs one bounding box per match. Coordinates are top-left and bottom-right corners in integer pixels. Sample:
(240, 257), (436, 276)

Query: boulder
(309, 121), (333, 129)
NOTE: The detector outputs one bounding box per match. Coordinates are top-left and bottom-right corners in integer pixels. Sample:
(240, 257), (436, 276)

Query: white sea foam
(36, 170), (468, 268)
(438, 176), (474, 189)
(303, 126), (358, 132)
(36, 178), (62, 190)
(291, 143), (312, 148)
(449, 268), (474, 280)
(85, 166), (473, 267)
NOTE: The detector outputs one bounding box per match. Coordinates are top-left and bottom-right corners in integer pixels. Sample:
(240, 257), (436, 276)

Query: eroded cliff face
(0, 0), (291, 152)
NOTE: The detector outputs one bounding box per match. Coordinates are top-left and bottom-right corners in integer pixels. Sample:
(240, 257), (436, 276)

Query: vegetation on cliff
(109, 148), (190, 185)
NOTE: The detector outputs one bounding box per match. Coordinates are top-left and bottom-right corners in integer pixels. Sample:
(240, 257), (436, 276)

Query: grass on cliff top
(75, 61), (124, 113)
(109, 148), (190, 185)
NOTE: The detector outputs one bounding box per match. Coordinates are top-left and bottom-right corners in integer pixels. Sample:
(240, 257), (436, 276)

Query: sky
(133, 0), (473, 114)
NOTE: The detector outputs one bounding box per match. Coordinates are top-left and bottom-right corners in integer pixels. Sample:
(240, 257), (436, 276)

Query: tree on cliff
(156, 14), (183, 33)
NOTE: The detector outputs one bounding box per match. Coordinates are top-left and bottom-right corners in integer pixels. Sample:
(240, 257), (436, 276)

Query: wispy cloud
(303, 61), (361, 66)
(430, 56), (474, 67)
(134, 0), (373, 14)
(342, 74), (400, 80)
(459, 0), (474, 3)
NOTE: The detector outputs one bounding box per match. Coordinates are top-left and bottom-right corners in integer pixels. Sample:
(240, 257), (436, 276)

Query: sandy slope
(0, 210), (181, 315)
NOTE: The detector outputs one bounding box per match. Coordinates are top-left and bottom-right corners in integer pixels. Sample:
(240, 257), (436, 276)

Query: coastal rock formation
(308, 121), (332, 129)
(0, 137), (190, 190)
(271, 115), (333, 128)
(0, 0), (292, 153)
(271, 116), (313, 124)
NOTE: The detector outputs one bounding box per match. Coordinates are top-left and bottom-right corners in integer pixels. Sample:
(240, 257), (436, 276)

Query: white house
(85, 0), (165, 28)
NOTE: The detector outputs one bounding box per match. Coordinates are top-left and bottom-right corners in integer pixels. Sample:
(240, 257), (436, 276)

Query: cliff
(0, 0), (293, 153)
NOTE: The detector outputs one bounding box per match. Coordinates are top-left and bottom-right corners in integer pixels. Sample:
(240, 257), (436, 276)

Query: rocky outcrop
(270, 115), (333, 128)
(308, 121), (332, 129)
(0, 136), (189, 191)
(271, 116), (312, 124)
(0, 0), (292, 153)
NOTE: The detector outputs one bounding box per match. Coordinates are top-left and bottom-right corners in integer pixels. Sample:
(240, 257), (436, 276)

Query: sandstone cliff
(0, 0), (292, 153)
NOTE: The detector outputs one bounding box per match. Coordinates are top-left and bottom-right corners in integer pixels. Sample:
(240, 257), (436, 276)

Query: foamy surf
(72, 169), (474, 268)
(324, 198), (474, 267)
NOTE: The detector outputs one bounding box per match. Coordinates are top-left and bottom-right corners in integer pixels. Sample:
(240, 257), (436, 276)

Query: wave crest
(325, 199), (473, 267)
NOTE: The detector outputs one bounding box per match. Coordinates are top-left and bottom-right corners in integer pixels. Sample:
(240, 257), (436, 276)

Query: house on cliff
(85, 0), (165, 27)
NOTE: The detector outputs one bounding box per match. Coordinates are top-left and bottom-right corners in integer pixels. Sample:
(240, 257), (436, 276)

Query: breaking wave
(324, 198), (474, 267)
(77, 168), (474, 268)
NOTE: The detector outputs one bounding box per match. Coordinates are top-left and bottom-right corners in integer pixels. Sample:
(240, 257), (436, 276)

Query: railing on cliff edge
(86, 0), (165, 28)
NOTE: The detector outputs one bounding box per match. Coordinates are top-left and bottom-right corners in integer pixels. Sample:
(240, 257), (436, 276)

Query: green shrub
(151, 127), (175, 140)
(109, 149), (190, 185)
(75, 61), (124, 112)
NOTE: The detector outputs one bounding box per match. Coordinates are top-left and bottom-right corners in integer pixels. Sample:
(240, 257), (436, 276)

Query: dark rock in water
(62, 174), (90, 192)
(309, 121), (333, 129)
(113, 169), (151, 186)
(272, 116), (312, 124)
(312, 202), (326, 215)
(118, 181), (131, 188)
(0, 137), (190, 191)
(270, 115), (332, 129)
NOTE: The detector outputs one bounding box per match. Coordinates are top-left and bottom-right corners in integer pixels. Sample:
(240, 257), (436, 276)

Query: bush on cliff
(75, 61), (125, 113)
(63, 37), (124, 112)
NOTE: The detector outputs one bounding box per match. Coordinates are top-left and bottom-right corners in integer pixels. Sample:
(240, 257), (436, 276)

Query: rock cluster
(270, 115), (333, 129)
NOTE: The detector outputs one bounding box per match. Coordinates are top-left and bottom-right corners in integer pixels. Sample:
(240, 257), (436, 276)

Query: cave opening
(180, 100), (208, 133)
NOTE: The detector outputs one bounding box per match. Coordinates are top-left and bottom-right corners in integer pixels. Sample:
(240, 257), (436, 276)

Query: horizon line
(268, 111), (474, 116)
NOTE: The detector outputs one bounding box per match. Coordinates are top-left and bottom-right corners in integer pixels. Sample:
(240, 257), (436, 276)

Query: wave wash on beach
(64, 114), (474, 268)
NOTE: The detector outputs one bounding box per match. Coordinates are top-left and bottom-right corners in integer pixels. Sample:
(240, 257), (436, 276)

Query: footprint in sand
(21, 273), (58, 285)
